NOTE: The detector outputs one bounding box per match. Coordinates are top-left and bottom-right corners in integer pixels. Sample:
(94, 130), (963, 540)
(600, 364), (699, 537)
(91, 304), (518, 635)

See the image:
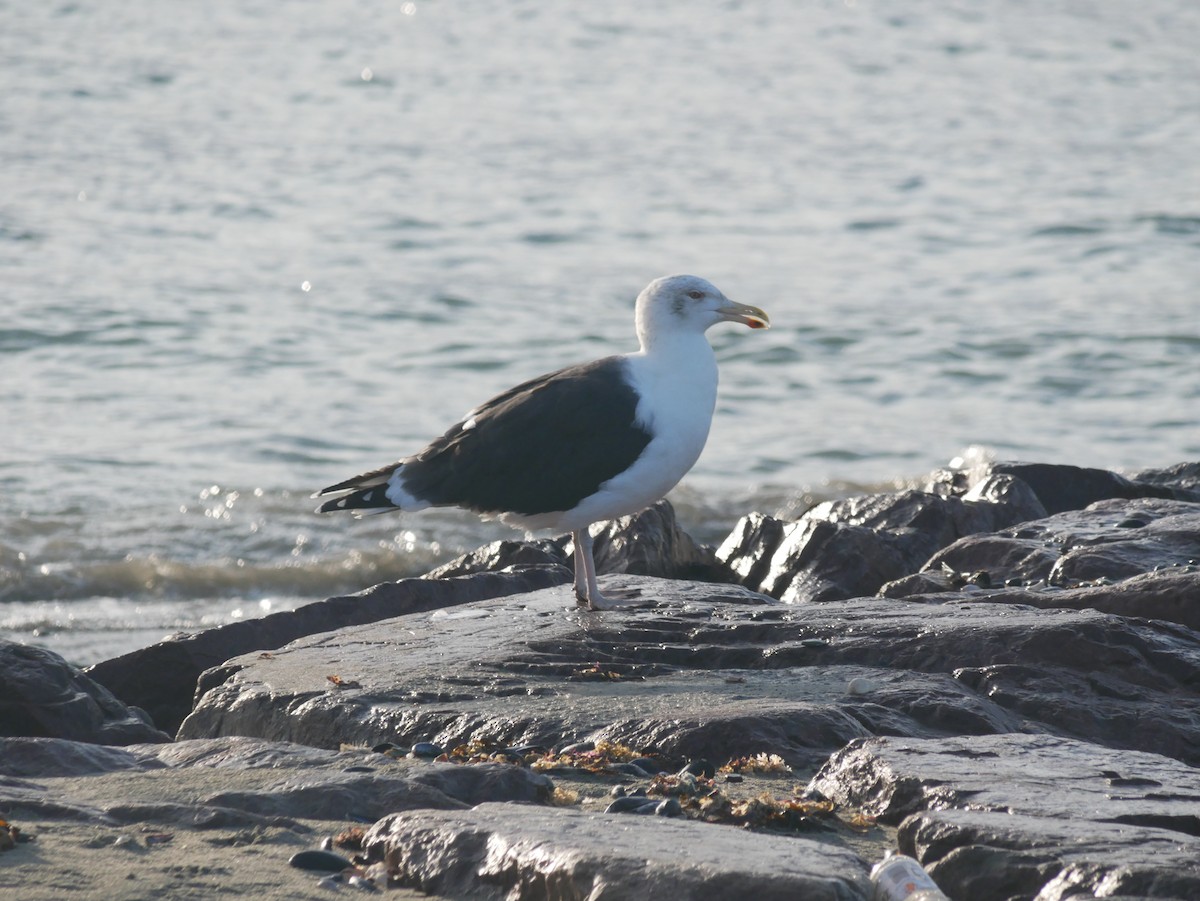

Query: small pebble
(610, 762), (652, 778)
(290, 849), (354, 873)
(370, 742), (397, 754)
(320, 836), (334, 851)
(409, 742), (443, 759)
(679, 758), (714, 779)
(629, 756), (665, 774)
(800, 638), (828, 649)
(317, 874), (342, 891)
(347, 874), (379, 892)
(507, 744), (545, 756)
(342, 765), (374, 773)
(558, 740), (595, 755)
(654, 798), (683, 817)
(723, 773), (744, 784)
(847, 676), (879, 695)
(605, 796), (658, 815)
(610, 785), (627, 798)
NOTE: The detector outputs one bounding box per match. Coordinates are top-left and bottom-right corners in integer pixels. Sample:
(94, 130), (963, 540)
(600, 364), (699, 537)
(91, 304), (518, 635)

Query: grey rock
(86, 567), (569, 735)
(905, 810), (1200, 901)
(915, 498), (1200, 625)
(1129, 461), (1200, 500)
(0, 735), (166, 778)
(424, 538), (568, 579)
(808, 734), (1200, 901)
(885, 568), (1200, 632)
(959, 472), (1049, 519)
(714, 511), (788, 590)
(178, 577), (1200, 769)
(426, 500), (724, 583)
(809, 733), (1200, 825)
(0, 640), (170, 746)
(364, 801), (871, 900)
(716, 488), (1043, 603)
(975, 461), (1187, 514)
(585, 499), (726, 582)
(0, 734), (552, 828)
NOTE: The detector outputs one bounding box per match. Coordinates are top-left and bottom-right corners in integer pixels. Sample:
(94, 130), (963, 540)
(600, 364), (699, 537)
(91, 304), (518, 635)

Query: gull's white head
(635, 275), (770, 349)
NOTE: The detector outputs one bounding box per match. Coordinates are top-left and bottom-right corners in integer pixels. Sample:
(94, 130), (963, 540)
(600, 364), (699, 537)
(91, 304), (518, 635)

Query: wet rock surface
(179, 573), (1200, 770)
(923, 496), (1200, 586)
(86, 567), (569, 735)
(717, 484), (1046, 602)
(0, 640), (169, 746)
(364, 801), (871, 901)
(810, 734), (1200, 901)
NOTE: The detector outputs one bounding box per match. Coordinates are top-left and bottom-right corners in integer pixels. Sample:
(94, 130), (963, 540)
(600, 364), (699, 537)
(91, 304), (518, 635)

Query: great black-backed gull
(315, 275), (770, 609)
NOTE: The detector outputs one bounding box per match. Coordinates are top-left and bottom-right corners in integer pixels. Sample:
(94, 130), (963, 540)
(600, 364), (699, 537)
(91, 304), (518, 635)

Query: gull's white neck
(625, 328), (719, 443)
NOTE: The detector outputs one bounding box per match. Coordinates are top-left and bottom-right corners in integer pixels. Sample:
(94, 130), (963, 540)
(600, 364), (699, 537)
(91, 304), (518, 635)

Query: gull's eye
(687, 290), (703, 300)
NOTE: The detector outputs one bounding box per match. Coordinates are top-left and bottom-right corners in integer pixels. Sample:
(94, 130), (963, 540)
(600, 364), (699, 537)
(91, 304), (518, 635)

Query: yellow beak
(719, 301), (771, 330)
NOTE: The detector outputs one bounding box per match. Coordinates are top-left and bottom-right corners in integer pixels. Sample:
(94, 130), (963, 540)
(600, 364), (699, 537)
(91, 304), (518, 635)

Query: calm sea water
(3, 1), (1198, 665)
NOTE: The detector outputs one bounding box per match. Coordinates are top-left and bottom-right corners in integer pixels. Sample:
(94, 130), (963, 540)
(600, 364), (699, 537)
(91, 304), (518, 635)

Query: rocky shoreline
(2, 460), (1199, 899)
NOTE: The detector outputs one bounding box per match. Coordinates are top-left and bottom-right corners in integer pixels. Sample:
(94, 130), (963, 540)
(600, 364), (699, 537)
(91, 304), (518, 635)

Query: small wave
(1030, 222), (1108, 238)
(0, 547), (441, 606)
(846, 218), (902, 232)
(1135, 214), (1200, 236)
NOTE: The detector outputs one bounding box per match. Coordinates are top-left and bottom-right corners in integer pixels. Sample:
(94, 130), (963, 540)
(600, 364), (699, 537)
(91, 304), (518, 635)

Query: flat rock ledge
(364, 802), (870, 901)
(0, 735), (551, 900)
(810, 733), (1200, 901)
(178, 575), (1200, 771)
(87, 567), (570, 734)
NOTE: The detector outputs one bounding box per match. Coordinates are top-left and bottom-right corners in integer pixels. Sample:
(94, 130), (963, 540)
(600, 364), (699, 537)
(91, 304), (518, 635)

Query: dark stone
(0, 640), (170, 746)
(716, 511), (788, 590)
(716, 488), (1045, 603)
(605, 795), (658, 814)
(424, 538), (567, 579)
(956, 472), (1048, 518)
(178, 576), (1200, 770)
(975, 461), (1183, 514)
(654, 797), (683, 817)
(86, 567), (569, 735)
(1129, 461), (1200, 500)
(808, 734), (1200, 901)
(425, 500), (727, 584)
(586, 500), (727, 582)
(289, 849), (354, 872)
(363, 802), (872, 900)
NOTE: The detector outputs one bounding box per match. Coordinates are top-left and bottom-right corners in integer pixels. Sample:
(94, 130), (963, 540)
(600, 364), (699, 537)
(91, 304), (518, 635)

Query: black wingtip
(314, 485), (399, 514)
